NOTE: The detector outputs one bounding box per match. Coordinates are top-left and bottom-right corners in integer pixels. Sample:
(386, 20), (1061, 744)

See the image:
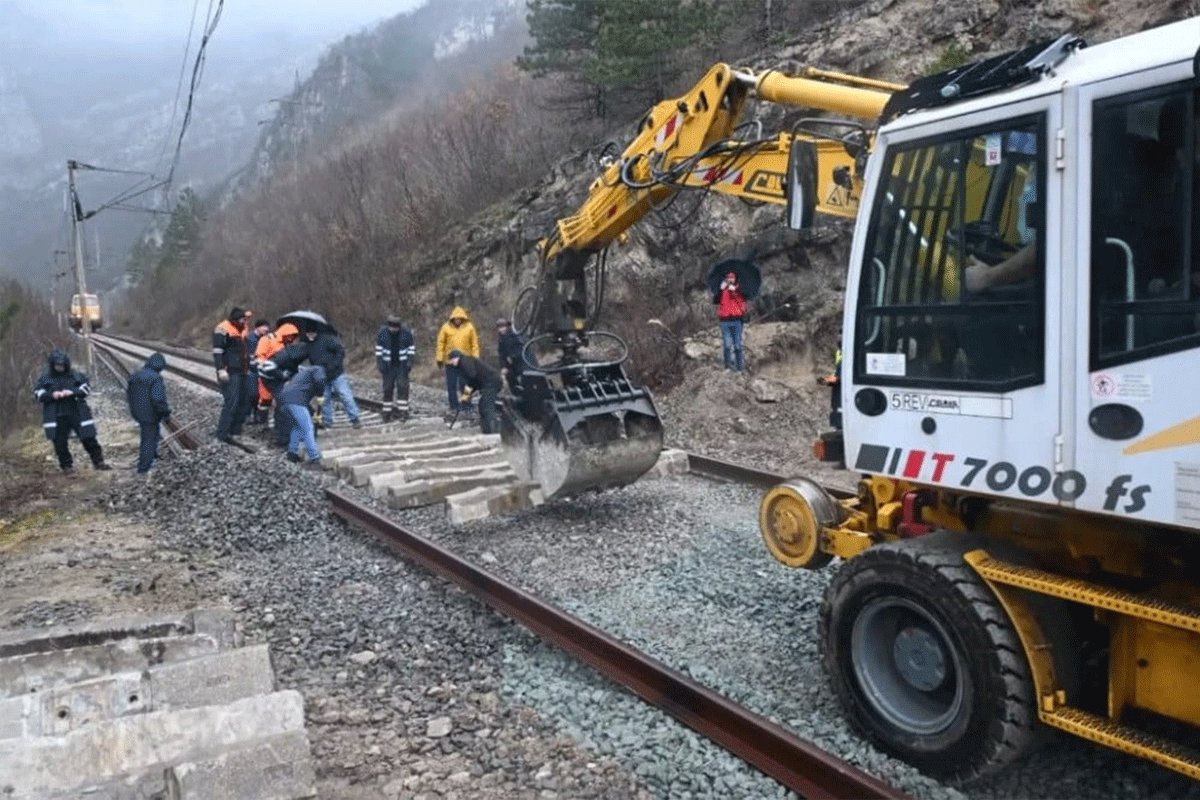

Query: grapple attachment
(502, 363), (664, 500)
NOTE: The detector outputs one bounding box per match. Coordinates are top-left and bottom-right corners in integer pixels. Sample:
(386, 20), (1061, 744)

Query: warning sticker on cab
(1090, 372), (1152, 402)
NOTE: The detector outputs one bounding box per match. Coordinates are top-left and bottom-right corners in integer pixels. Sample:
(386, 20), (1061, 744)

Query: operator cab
(835, 19), (1200, 529)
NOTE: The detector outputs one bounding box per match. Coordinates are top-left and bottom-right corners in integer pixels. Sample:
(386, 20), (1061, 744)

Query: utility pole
(48, 266), (69, 330)
(68, 159), (94, 377)
(52, 250), (70, 331)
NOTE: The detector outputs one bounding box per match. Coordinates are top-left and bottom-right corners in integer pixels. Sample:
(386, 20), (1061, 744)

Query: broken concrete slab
(41, 770), (170, 799)
(320, 437), (444, 460)
(0, 609), (238, 660)
(385, 470), (516, 509)
(0, 690), (306, 796)
(166, 730), (317, 799)
(46, 731), (318, 800)
(367, 455), (511, 498)
(0, 633), (222, 700)
(343, 442), (498, 484)
(396, 461), (514, 485)
(642, 448), (690, 481)
(0, 644), (275, 739)
(446, 482), (546, 524)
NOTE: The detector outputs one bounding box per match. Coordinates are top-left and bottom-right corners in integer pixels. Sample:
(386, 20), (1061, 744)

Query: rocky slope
(383, 0), (1190, 470)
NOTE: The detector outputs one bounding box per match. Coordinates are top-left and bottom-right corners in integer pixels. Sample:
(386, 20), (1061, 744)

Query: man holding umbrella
(709, 260), (758, 373)
(296, 316), (361, 430)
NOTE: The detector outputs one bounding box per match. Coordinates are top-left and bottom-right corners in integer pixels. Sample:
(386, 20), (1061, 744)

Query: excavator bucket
(501, 363), (664, 500)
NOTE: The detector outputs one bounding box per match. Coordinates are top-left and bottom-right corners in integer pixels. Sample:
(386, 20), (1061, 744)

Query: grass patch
(0, 509), (57, 553)
(928, 42), (971, 75)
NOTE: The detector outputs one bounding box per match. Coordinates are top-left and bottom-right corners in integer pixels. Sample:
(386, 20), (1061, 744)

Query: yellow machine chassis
(761, 476), (1200, 779)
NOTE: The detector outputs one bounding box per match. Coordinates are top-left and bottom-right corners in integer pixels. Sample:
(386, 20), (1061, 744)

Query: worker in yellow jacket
(435, 305), (480, 414)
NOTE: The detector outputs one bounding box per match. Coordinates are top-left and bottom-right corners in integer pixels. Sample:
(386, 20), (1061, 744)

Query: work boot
(93, 461), (112, 471)
(352, 420), (363, 430)
(286, 452), (301, 463)
(381, 410), (392, 423)
(61, 465), (75, 474)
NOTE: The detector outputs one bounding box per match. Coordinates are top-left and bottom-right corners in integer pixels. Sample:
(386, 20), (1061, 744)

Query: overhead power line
(164, 0), (226, 194)
(154, 0), (204, 181)
(68, 1), (224, 223)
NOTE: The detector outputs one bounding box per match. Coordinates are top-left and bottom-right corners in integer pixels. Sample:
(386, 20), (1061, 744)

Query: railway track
(88, 332), (907, 799)
(94, 332), (814, 515)
(92, 337), (203, 452)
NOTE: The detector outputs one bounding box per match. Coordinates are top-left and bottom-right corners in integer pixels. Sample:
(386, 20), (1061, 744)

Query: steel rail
(93, 335), (253, 451)
(93, 334), (222, 392)
(327, 488), (908, 800)
(97, 332), (385, 414)
(686, 452), (856, 499)
(99, 337), (856, 496)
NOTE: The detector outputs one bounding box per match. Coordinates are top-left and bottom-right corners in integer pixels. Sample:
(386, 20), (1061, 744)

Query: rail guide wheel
(819, 531), (1039, 784)
(759, 478), (838, 569)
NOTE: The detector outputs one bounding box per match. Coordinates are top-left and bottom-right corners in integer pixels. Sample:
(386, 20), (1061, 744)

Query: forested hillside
(119, 0), (1192, 399)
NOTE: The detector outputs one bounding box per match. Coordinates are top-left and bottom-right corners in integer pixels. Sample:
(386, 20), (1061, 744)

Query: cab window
(854, 116), (1045, 391)
(1090, 83), (1200, 368)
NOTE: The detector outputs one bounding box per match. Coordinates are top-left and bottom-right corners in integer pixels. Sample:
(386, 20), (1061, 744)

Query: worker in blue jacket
(259, 337), (310, 449)
(375, 314), (415, 422)
(126, 352), (172, 474)
(277, 365), (326, 468)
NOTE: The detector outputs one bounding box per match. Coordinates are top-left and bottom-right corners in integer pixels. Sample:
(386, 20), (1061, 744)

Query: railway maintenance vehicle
(516, 14), (1200, 784)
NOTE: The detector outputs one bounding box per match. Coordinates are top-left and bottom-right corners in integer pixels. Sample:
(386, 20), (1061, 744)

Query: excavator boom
(504, 62), (902, 499)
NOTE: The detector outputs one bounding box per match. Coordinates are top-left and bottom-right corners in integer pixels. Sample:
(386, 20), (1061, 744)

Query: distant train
(68, 293), (102, 331)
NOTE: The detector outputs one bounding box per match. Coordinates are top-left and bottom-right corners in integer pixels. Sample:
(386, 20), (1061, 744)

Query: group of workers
(32, 303), (525, 475)
(212, 304), (521, 465)
(434, 306), (523, 435)
(212, 306), (358, 468)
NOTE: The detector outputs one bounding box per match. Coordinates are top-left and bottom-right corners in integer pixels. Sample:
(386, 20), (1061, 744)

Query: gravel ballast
(22, 344), (1198, 798)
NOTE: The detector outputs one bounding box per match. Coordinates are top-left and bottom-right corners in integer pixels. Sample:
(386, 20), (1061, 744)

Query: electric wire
(74, 0), (223, 221)
(154, 0), (204, 184)
(163, 0), (226, 195)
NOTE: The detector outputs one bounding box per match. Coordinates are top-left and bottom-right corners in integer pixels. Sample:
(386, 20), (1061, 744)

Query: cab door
(1072, 66), (1200, 527)
(842, 93), (1066, 504)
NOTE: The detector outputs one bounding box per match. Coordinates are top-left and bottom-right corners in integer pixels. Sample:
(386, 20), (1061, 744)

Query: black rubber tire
(819, 530), (1038, 784)
(512, 285), (539, 337)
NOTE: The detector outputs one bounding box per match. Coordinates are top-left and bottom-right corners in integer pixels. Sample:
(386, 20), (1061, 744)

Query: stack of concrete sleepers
(0, 609), (316, 799)
(319, 420), (543, 523)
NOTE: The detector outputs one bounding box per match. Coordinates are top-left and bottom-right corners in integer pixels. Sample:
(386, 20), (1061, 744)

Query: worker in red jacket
(714, 270), (747, 372)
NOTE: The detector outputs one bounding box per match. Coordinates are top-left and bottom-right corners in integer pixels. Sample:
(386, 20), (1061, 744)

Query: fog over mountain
(0, 0), (418, 290)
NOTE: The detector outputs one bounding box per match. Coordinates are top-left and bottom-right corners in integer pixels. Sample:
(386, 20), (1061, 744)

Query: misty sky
(7, 0), (422, 48)
(0, 0), (426, 285)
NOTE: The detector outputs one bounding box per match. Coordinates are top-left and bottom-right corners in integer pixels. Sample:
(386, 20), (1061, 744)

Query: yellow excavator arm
(545, 64), (904, 260)
(505, 62), (904, 503)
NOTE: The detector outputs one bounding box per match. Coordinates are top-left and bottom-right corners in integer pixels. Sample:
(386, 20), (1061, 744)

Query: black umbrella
(277, 310), (337, 336)
(707, 258), (762, 301)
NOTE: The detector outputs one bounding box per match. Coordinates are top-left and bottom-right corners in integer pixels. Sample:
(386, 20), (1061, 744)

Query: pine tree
(518, 0), (729, 119)
(517, 0), (608, 117)
(158, 188), (204, 273)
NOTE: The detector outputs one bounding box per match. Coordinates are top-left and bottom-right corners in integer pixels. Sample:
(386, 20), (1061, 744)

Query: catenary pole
(67, 160), (94, 377)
